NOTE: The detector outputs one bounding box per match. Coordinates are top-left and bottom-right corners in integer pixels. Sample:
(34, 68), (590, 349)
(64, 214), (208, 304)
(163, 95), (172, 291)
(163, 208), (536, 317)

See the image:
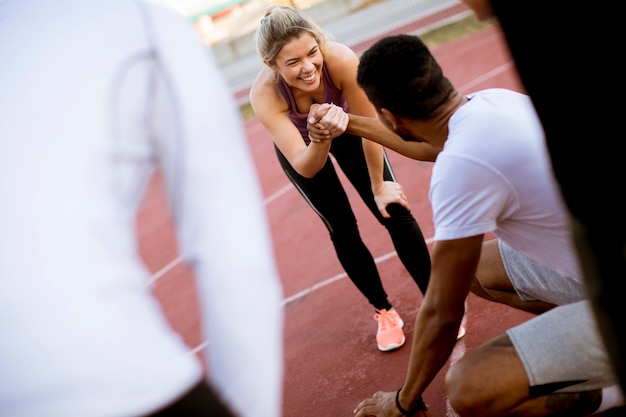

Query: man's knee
(446, 355), (486, 416)
(446, 335), (521, 416)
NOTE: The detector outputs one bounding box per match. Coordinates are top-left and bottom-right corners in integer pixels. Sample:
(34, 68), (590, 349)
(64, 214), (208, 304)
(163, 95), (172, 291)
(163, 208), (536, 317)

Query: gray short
(498, 240), (586, 305)
(499, 241), (616, 392)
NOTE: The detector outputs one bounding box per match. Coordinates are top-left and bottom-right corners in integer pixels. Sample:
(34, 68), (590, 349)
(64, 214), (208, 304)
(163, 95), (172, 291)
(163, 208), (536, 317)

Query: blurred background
(149, 0), (476, 104)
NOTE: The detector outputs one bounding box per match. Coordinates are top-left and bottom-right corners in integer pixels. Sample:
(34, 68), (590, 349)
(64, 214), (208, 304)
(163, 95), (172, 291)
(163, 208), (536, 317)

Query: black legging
(275, 134), (431, 310)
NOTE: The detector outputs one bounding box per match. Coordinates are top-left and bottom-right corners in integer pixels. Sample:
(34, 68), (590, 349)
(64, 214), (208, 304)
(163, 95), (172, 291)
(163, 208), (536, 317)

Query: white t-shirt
(430, 88), (581, 280)
(0, 1), (283, 416)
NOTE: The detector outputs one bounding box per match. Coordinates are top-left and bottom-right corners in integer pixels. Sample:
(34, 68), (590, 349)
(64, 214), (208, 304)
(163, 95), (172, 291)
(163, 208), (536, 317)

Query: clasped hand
(307, 103), (411, 218)
(307, 102), (348, 143)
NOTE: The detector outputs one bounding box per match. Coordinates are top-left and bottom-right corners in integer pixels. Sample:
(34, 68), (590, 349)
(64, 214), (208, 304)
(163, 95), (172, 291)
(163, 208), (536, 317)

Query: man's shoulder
(456, 88), (536, 129)
(467, 88), (528, 101)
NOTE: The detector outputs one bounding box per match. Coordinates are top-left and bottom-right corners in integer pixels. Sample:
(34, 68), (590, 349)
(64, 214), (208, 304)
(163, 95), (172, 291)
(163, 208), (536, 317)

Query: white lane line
(146, 183), (295, 287)
(282, 250), (407, 306)
(458, 62), (514, 93)
(263, 183), (294, 206)
(144, 254), (183, 287)
(189, 340), (209, 356)
(189, 238), (435, 353)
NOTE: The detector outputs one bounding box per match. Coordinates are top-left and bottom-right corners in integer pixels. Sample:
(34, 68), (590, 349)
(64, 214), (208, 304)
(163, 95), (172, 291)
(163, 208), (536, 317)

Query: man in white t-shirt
(308, 34), (621, 416)
(0, 1), (283, 416)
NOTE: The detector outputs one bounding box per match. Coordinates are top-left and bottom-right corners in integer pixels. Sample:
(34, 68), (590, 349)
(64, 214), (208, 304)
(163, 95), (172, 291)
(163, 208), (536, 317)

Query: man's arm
(354, 235), (483, 416)
(346, 114), (439, 162)
(308, 105), (438, 162)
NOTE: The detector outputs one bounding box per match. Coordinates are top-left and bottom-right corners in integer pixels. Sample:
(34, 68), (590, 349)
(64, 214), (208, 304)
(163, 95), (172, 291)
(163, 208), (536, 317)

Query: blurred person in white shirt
(0, 1), (284, 416)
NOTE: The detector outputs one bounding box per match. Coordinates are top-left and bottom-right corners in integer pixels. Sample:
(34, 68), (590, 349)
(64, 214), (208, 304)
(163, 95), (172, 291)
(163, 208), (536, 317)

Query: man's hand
(353, 390), (432, 417)
(307, 102), (348, 143)
(374, 181), (410, 218)
(353, 390), (397, 417)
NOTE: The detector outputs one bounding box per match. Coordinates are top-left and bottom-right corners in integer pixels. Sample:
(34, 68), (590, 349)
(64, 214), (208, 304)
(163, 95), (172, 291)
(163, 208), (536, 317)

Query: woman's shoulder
(250, 66), (279, 99)
(250, 66), (287, 113)
(323, 42), (359, 83)
(324, 41), (358, 62)
(251, 65), (276, 89)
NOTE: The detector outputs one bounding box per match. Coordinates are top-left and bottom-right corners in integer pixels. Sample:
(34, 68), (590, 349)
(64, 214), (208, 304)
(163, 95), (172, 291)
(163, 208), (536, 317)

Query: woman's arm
(249, 66), (333, 178)
(324, 43), (386, 190)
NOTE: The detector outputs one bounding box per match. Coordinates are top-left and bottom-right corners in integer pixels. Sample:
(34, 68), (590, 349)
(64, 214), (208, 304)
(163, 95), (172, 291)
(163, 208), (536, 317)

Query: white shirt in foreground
(0, 1), (284, 416)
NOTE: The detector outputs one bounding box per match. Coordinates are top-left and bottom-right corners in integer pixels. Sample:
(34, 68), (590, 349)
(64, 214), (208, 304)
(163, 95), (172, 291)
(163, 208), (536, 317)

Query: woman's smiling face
(272, 33), (323, 92)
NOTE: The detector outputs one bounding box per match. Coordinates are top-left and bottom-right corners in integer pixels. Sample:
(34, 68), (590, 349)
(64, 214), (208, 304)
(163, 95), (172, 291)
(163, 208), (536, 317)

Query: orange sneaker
(374, 308), (405, 351)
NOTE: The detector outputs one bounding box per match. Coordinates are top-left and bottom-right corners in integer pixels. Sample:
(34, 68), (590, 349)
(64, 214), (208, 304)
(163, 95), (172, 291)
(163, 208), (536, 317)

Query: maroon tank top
(276, 62), (349, 144)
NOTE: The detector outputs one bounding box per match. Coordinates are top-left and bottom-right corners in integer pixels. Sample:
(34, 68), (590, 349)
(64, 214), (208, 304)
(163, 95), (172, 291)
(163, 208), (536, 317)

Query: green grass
(419, 13), (495, 50)
(240, 100), (256, 122)
(238, 14), (496, 121)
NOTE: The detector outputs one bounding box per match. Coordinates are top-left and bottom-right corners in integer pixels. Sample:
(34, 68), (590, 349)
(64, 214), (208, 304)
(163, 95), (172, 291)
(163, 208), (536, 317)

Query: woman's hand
(307, 102), (349, 143)
(374, 181), (411, 218)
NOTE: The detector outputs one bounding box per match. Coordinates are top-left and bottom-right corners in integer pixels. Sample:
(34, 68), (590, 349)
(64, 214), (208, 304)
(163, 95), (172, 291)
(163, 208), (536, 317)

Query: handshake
(307, 102), (349, 143)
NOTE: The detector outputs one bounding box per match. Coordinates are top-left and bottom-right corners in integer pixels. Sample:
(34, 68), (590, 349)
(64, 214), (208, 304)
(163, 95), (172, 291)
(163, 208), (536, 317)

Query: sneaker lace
(374, 309), (395, 331)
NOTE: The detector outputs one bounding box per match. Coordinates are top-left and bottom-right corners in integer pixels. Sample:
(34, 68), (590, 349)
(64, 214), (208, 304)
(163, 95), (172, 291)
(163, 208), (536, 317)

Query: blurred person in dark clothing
(461, 0), (626, 405)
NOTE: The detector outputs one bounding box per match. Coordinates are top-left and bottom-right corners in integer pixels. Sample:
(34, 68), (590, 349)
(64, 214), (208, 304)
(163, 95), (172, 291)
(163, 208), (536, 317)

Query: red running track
(137, 23), (605, 417)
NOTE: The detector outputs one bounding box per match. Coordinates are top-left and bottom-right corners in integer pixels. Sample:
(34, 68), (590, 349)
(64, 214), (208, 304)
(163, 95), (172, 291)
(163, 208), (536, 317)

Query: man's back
(431, 88), (580, 280)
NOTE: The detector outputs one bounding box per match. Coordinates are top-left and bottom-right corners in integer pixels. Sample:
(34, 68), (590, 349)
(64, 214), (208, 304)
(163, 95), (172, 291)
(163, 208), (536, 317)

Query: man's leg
(446, 332), (603, 417)
(471, 239), (557, 314)
(446, 301), (616, 416)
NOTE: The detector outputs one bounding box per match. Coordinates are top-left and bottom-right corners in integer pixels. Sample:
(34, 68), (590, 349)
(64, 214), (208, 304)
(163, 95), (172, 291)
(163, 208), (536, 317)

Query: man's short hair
(357, 34), (454, 120)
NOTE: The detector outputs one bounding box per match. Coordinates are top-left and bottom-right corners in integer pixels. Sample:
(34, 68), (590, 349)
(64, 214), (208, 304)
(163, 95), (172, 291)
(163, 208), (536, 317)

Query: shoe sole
(377, 323), (462, 351)
(457, 326), (466, 340)
(377, 335), (406, 352)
